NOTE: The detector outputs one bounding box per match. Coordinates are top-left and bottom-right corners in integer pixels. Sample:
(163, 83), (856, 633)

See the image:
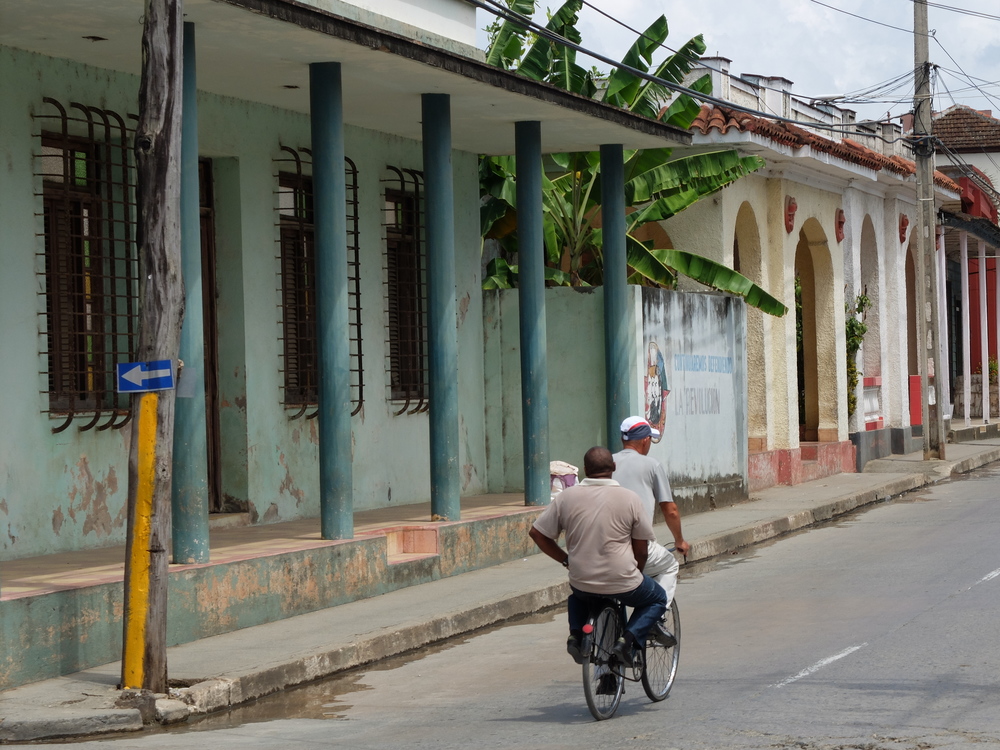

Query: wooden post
(122, 0), (185, 693)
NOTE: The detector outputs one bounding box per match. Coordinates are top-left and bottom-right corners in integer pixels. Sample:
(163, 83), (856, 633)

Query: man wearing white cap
(612, 416), (690, 612)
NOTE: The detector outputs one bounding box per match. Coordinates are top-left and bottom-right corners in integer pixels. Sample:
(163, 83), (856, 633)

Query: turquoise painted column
(172, 22), (210, 563)
(516, 121), (550, 506)
(310, 62), (353, 539)
(422, 94), (461, 521)
(601, 143), (628, 453)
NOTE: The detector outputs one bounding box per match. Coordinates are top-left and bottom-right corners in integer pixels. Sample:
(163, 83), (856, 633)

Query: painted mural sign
(641, 288), (747, 485)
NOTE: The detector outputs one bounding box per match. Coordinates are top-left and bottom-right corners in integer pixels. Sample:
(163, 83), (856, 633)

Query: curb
(2, 448), (997, 743)
(177, 582), (572, 715)
(688, 474), (925, 561)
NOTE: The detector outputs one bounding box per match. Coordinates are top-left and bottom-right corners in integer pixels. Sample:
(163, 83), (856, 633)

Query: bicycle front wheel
(582, 604), (624, 720)
(642, 597), (680, 702)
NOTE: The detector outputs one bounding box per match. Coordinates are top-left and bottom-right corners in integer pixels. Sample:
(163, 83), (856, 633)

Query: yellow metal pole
(122, 392), (158, 689)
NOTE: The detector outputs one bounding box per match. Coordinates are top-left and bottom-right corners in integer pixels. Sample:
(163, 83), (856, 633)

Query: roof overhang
(940, 210), (1000, 253)
(0, 0), (691, 155)
(691, 130), (959, 201)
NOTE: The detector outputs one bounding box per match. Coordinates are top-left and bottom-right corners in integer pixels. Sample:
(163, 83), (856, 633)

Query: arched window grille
(275, 146), (363, 418)
(382, 166), (428, 415)
(35, 98), (138, 433)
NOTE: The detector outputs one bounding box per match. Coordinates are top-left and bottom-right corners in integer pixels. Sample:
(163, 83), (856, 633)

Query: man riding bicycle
(529, 446), (667, 667)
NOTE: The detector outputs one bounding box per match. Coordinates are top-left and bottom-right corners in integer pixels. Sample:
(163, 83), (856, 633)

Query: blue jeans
(568, 574), (667, 645)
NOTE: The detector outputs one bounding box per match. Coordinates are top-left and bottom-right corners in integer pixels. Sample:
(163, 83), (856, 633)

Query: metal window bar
(382, 166), (428, 415)
(35, 98), (138, 433)
(275, 146), (363, 418)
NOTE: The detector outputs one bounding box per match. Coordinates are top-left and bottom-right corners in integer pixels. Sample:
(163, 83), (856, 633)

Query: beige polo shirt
(532, 478), (655, 595)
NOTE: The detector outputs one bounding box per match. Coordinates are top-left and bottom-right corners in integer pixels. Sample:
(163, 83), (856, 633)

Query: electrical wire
(576, 0), (783, 117)
(936, 140), (1000, 202)
(905, 0), (1000, 23)
(473, 0), (909, 140)
(577, 0), (916, 113)
(807, 0), (920, 35)
(481, 0), (1000, 206)
(931, 37), (1000, 110)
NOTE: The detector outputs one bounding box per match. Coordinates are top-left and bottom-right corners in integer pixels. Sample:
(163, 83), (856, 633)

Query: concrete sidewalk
(3, 439), (999, 744)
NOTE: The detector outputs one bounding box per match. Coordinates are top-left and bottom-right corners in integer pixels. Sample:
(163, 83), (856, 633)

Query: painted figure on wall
(645, 340), (670, 442)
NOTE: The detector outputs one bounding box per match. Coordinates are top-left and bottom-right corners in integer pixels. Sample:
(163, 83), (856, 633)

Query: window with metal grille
(383, 167), (428, 415)
(276, 146), (363, 418)
(35, 98), (139, 433)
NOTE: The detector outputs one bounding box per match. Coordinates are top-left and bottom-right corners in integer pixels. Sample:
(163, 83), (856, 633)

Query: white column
(980, 238), (990, 424)
(995, 244), (1000, 423)
(937, 228), (951, 419)
(960, 232), (971, 426)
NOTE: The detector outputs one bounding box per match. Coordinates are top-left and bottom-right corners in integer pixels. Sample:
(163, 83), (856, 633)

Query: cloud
(477, 0), (1000, 120)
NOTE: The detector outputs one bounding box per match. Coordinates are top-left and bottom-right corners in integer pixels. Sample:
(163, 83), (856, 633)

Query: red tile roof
(933, 105), (1000, 151)
(691, 104), (960, 193)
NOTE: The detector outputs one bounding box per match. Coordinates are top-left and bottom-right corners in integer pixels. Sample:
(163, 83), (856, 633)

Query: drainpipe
(422, 94), (461, 521)
(310, 62), (353, 539)
(516, 121), (550, 506)
(172, 22), (210, 564)
(601, 143), (628, 451)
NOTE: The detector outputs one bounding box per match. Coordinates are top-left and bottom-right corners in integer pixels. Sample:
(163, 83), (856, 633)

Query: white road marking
(772, 644), (868, 688)
(979, 568), (1000, 584)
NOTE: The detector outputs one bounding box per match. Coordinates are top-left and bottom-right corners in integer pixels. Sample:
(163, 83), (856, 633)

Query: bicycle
(580, 596), (680, 720)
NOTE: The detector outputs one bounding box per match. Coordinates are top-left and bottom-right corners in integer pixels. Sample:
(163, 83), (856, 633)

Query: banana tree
(481, 0), (787, 316)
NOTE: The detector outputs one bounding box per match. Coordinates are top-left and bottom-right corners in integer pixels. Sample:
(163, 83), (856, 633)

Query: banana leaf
(602, 16), (668, 108)
(483, 257), (574, 288)
(624, 235), (677, 287)
(649, 247), (788, 316)
(517, 0), (583, 83)
(484, 0), (537, 70)
(625, 151), (764, 205)
(659, 74), (711, 129)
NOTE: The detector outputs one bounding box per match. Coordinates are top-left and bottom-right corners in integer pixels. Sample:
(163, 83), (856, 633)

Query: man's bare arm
(529, 527), (568, 566)
(631, 537), (649, 572)
(660, 501), (690, 558)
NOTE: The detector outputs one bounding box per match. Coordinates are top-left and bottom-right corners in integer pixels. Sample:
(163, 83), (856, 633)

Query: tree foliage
(481, 0), (786, 316)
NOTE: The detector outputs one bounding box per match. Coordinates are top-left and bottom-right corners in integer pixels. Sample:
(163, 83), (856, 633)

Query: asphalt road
(46, 466), (1000, 749)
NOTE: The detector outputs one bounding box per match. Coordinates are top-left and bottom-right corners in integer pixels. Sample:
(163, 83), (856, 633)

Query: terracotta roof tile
(933, 105), (1000, 151)
(692, 104), (959, 193)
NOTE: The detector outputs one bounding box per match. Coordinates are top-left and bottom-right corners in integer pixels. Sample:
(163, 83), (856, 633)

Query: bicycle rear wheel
(582, 604), (624, 720)
(642, 598), (680, 701)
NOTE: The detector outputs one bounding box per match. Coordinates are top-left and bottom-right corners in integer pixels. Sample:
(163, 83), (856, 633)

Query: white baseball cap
(620, 416), (660, 441)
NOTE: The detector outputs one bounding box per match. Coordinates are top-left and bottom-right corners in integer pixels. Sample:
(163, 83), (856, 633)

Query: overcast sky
(474, 0), (1000, 124)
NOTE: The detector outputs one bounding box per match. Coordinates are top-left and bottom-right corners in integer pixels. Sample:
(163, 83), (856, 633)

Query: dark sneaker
(566, 635), (585, 665)
(612, 636), (635, 667)
(653, 621), (677, 648)
(596, 673), (619, 695)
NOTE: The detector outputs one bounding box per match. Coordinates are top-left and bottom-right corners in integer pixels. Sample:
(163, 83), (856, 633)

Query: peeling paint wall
(484, 287), (613, 492)
(485, 285), (746, 508)
(0, 507), (541, 690)
(0, 48), (141, 559)
(641, 288), (749, 510)
(0, 45), (488, 560)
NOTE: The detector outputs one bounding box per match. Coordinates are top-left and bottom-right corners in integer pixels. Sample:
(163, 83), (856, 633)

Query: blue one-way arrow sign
(117, 360), (175, 393)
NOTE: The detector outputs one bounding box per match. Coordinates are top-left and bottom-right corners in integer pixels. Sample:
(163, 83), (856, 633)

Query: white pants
(644, 540), (679, 609)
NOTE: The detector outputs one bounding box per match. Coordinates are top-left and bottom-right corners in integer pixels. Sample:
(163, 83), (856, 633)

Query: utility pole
(122, 0), (185, 693)
(913, 0), (946, 459)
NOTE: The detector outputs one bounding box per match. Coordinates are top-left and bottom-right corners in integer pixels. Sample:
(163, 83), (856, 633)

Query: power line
(473, 0), (907, 140)
(577, 0), (920, 113)
(807, 0), (918, 34)
(905, 0), (1000, 23)
(936, 140), (1000, 202)
(931, 36), (1000, 110)
(575, 0), (784, 117)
